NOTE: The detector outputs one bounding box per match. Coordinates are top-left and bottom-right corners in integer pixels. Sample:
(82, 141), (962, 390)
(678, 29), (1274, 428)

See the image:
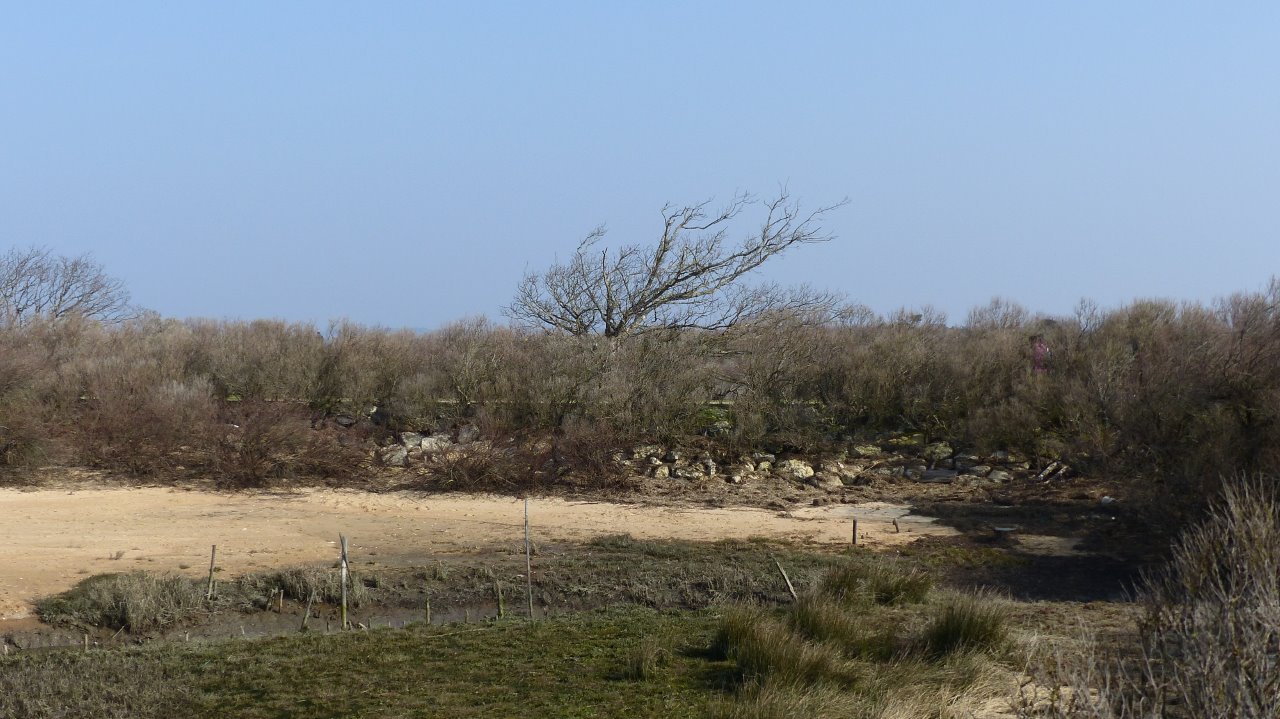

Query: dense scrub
(2, 282), (1278, 517)
(1022, 475), (1280, 718)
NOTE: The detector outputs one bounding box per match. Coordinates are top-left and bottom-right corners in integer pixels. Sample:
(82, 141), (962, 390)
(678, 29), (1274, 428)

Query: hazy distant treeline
(2, 282), (1278, 514)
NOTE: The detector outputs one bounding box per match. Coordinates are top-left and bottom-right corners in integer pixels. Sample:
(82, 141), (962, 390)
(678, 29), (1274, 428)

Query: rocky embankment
(376, 426), (1071, 493)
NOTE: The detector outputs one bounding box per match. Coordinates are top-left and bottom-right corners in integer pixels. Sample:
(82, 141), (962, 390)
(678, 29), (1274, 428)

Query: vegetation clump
(36, 572), (207, 634)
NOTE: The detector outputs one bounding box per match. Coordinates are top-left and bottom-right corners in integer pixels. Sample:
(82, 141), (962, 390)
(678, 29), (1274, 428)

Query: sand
(0, 486), (953, 619)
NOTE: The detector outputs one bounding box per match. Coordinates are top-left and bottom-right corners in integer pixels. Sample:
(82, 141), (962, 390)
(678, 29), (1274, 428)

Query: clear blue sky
(3, 2), (1277, 328)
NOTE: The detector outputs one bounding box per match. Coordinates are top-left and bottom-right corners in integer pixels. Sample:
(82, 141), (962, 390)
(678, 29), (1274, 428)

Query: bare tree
(0, 246), (134, 326)
(506, 190), (847, 338)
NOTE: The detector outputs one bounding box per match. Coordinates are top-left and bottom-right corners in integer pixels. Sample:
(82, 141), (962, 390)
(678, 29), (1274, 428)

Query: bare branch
(0, 246), (135, 327)
(506, 190), (847, 338)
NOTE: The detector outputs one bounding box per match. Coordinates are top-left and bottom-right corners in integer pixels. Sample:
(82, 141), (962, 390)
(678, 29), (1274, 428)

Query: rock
(840, 472), (873, 487)
(399, 432), (424, 447)
(954, 455), (981, 471)
(917, 469), (957, 484)
(420, 434), (454, 454)
(663, 450), (681, 463)
(701, 459), (717, 477)
(1099, 495), (1118, 508)
(850, 444), (882, 458)
(923, 442), (953, 462)
(817, 460), (844, 475)
(964, 464), (992, 477)
(756, 461), (772, 473)
(810, 473), (844, 491)
(380, 445), (409, 467)
(987, 469), (1012, 483)
(632, 445), (663, 460)
(903, 466), (924, 481)
(646, 456), (663, 467)
(456, 425), (480, 444)
(751, 452), (776, 465)
(726, 474), (743, 484)
(774, 459), (814, 481)
(1035, 462), (1062, 481)
(652, 465), (670, 479)
(672, 466), (704, 481)
(333, 414), (358, 428)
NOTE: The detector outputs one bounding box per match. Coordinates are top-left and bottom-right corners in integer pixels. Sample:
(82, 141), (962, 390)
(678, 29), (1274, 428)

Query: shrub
(1135, 474), (1280, 716)
(210, 400), (366, 488)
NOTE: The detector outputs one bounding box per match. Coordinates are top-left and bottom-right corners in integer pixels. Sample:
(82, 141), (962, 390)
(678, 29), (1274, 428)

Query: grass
(12, 539), (1031, 718)
(711, 566), (1014, 717)
(0, 608), (719, 719)
(35, 572), (208, 633)
(788, 595), (900, 661)
(921, 592), (1009, 657)
(816, 561), (934, 606)
(236, 566), (369, 607)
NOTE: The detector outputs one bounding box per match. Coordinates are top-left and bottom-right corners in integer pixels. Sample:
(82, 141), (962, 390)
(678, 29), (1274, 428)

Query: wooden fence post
(205, 545), (218, 600)
(524, 498), (534, 620)
(772, 556), (799, 601)
(339, 534), (350, 630)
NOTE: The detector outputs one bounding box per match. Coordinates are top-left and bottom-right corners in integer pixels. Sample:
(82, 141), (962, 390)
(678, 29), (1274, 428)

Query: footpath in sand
(0, 486), (954, 620)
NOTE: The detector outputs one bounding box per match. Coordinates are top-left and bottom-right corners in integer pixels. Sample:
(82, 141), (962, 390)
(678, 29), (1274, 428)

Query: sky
(2, 2), (1278, 329)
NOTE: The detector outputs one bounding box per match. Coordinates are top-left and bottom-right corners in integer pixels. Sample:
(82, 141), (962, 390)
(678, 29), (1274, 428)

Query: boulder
(964, 464), (992, 477)
(817, 460), (845, 475)
(672, 466), (705, 481)
(456, 425), (480, 444)
(775, 459), (814, 481)
(652, 465), (670, 479)
(399, 432), (425, 447)
(917, 468), (957, 484)
(751, 452), (776, 465)
(809, 473), (844, 492)
(987, 469), (1012, 483)
(922, 442), (953, 462)
(420, 435), (454, 454)
(632, 445), (663, 460)
(380, 445), (409, 467)
(701, 459), (717, 477)
(850, 444), (882, 458)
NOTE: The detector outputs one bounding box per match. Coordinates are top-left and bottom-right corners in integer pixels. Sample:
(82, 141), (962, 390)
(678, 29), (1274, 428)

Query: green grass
(0, 608), (722, 719)
(710, 566), (1013, 718)
(10, 541), (1029, 718)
